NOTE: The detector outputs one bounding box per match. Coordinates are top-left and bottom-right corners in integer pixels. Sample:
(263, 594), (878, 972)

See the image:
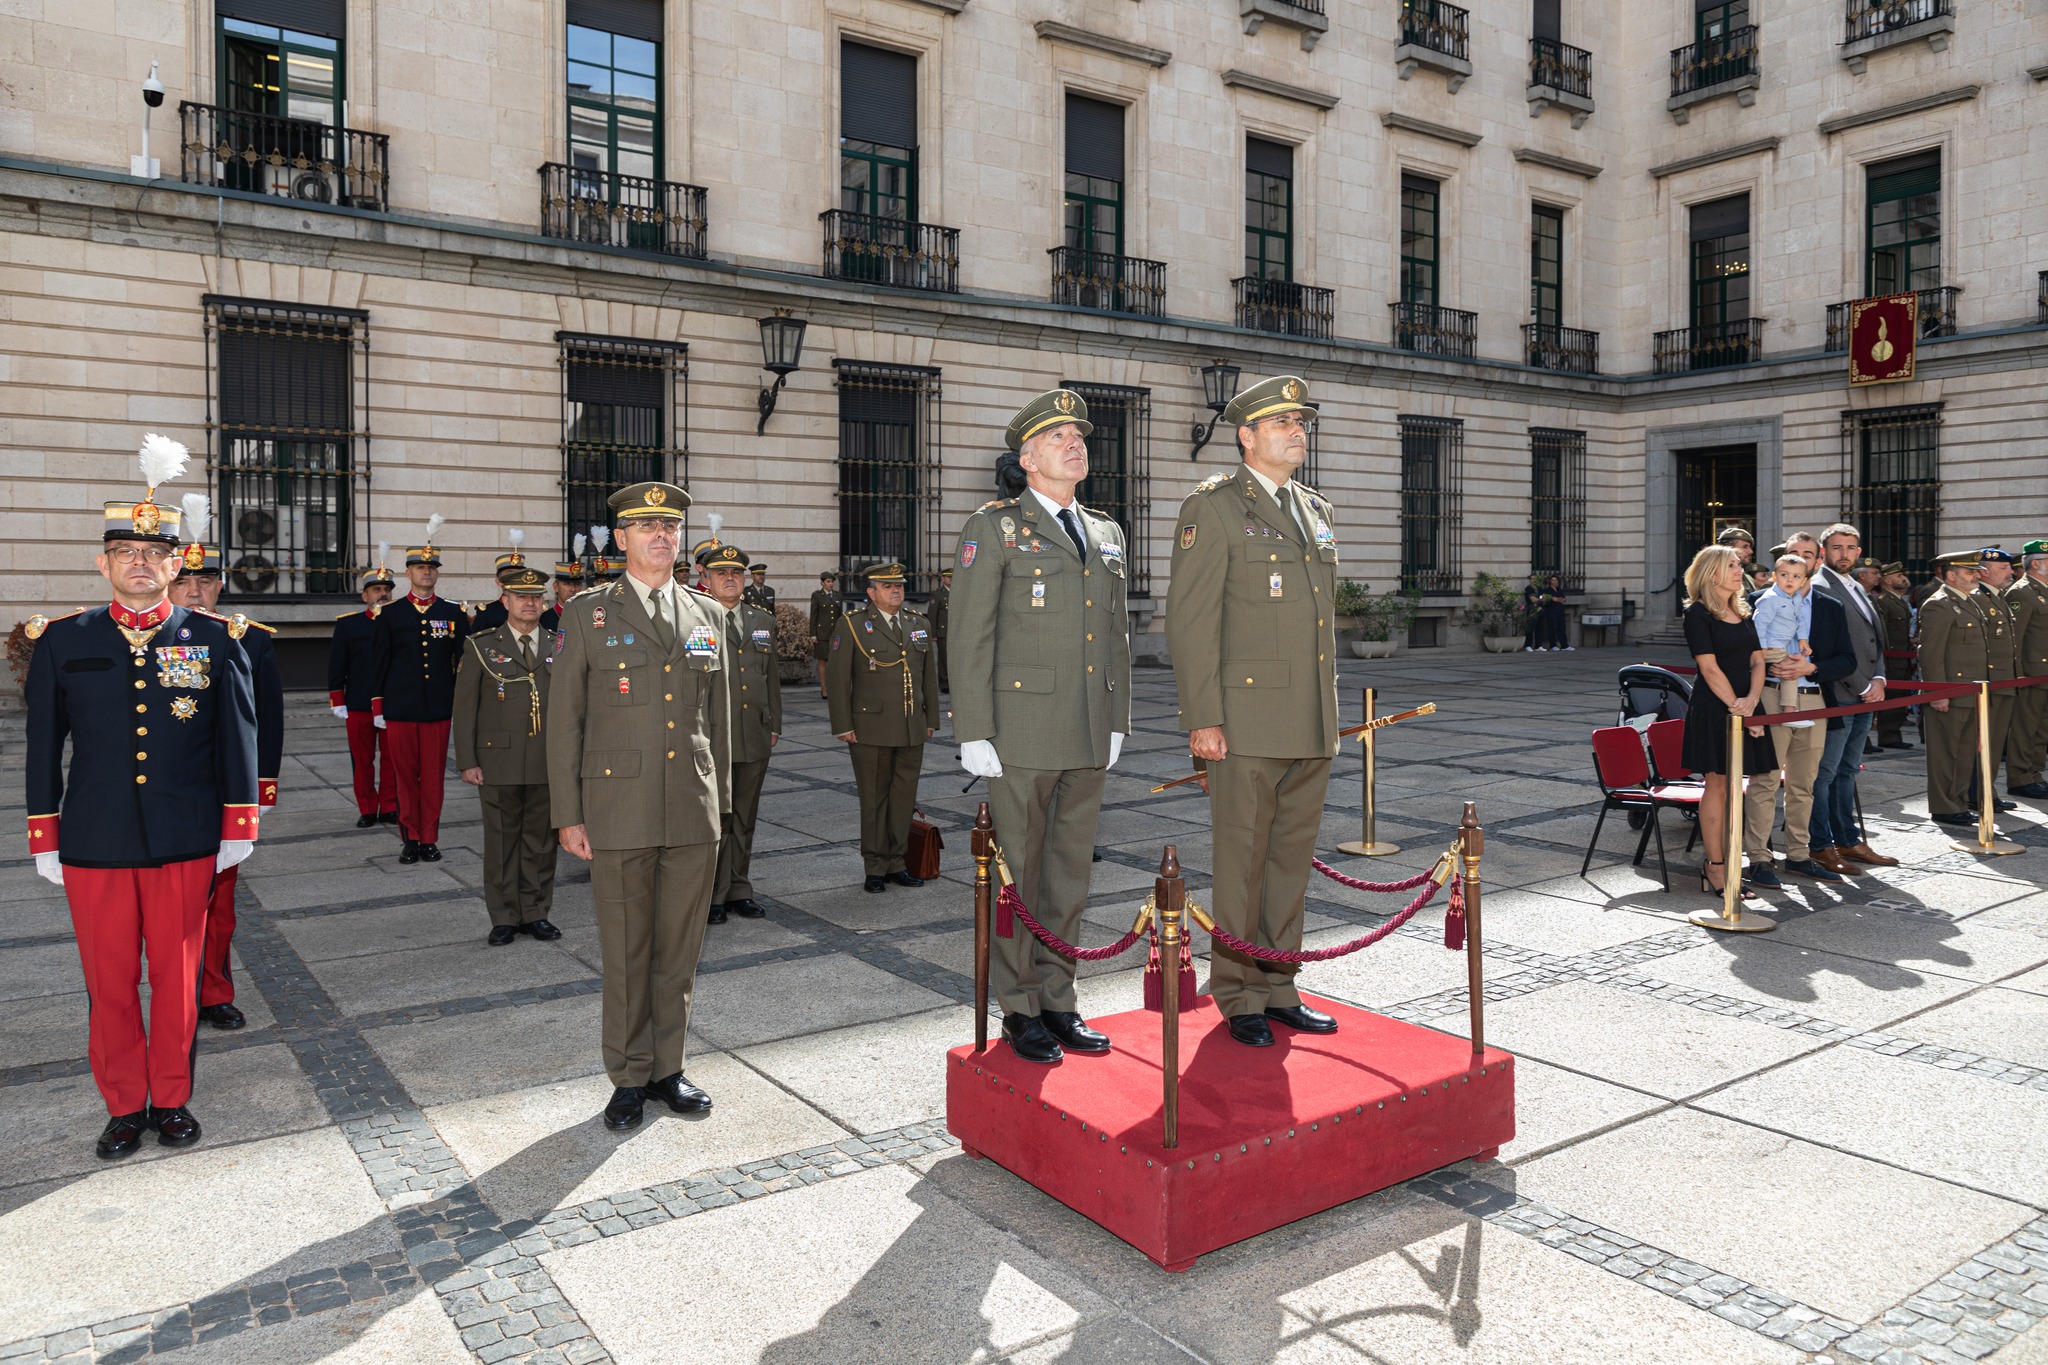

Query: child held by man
(1752, 555), (1817, 728)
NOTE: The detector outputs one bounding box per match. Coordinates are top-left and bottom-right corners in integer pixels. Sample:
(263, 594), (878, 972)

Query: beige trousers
(1744, 690), (1825, 863)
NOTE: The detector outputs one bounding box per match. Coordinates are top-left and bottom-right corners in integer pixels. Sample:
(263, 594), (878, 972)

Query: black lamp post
(756, 310), (808, 434)
(1189, 360), (1241, 459)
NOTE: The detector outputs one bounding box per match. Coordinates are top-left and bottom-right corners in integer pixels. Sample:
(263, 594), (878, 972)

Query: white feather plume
(376, 540), (392, 571)
(573, 533), (587, 559)
(424, 513), (445, 545)
(590, 526), (610, 553)
(180, 494), (211, 545)
(138, 434), (189, 492)
(508, 527), (525, 549)
(706, 512), (725, 543)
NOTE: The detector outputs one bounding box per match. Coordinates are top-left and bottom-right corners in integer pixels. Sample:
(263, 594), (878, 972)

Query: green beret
(2023, 541), (2048, 557)
(1222, 375), (1315, 427)
(1006, 390), (1092, 451)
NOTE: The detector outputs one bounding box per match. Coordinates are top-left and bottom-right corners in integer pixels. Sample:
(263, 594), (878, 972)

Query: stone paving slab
(687, 952), (954, 1050)
(1634, 938), (1981, 1030)
(1766, 905), (2048, 985)
(737, 1005), (973, 1136)
(277, 898), (502, 963)
(308, 939), (598, 1017)
(366, 994), (610, 1108)
(150, 1287), (472, 1363)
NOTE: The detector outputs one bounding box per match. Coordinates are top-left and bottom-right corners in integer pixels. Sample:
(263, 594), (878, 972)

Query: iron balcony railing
(1277, 0), (1326, 12)
(1823, 287), (1960, 353)
(1530, 38), (1593, 97)
(819, 210), (960, 293)
(1391, 302), (1478, 358)
(1670, 24), (1759, 96)
(540, 163), (708, 259)
(1400, 0), (1470, 60)
(1523, 323), (1600, 374)
(1845, 0), (1950, 43)
(1233, 277), (1335, 340)
(1653, 318), (1765, 373)
(1048, 246), (1167, 317)
(178, 101), (389, 211)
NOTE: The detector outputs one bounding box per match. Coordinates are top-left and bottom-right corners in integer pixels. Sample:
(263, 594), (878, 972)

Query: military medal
(618, 677), (630, 695)
(1000, 516), (1017, 549)
(170, 696), (198, 721)
(155, 644), (211, 690)
(1269, 571), (1285, 599)
(592, 607), (606, 628)
(1032, 582), (1046, 609)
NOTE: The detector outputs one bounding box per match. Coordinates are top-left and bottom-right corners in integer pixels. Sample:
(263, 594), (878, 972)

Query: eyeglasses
(1256, 413), (1313, 434)
(106, 545), (175, 564)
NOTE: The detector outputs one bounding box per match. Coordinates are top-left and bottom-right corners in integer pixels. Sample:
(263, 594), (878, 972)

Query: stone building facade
(2, 0), (2045, 668)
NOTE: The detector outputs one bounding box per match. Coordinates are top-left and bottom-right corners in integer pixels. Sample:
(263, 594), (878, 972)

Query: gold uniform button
(136, 726), (148, 736)
(1086, 633), (1094, 642)
(136, 751), (147, 760)
(1033, 568), (1042, 577)
(1318, 620), (1325, 628)
(604, 768), (612, 776)
(667, 720), (675, 729)
(1087, 665), (1095, 674)
(135, 775), (147, 784)
(1245, 677), (1254, 684)
(668, 750), (676, 758)
(664, 664), (672, 673)
(1085, 600), (1093, 608)
(1303, 555), (1310, 564)
(1319, 654), (1325, 662)
(135, 704), (146, 714)
(618, 662), (627, 670)
(1269, 554), (1278, 562)
(664, 693), (673, 701)
(1013, 681), (1022, 689)
(134, 680), (145, 690)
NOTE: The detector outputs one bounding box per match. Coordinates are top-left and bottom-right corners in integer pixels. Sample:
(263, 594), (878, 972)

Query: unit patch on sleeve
(1180, 524), (1198, 550)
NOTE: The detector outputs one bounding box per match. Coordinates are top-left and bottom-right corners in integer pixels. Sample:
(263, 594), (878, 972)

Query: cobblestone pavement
(1, 650), (2045, 1363)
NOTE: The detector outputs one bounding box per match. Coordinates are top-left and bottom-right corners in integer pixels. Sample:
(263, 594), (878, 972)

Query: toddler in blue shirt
(1752, 558), (1816, 728)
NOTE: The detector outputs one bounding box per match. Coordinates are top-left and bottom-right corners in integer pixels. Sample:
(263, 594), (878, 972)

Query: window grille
(1064, 382), (1153, 596)
(559, 333), (687, 557)
(1399, 416), (1465, 595)
(835, 360), (943, 597)
(1846, 404), (1941, 579)
(1530, 427), (1587, 592)
(202, 294), (369, 599)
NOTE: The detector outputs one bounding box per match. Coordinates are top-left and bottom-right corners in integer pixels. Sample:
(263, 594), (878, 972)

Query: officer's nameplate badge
(155, 645), (210, 690)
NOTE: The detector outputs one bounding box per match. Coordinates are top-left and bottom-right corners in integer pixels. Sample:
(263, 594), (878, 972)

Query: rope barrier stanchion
(1460, 803), (1485, 1057)
(1956, 680), (2024, 857)
(1156, 846), (1185, 1151)
(1338, 688), (1399, 857)
(972, 802), (993, 1053)
(1692, 710), (1772, 933)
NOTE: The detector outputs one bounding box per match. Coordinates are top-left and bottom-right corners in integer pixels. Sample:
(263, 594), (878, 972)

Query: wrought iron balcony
(1670, 25), (1759, 97)
(178, 101), (388, 211)
(1048, 246), (1167, 317)
(1846, 0), (1950, 43)
(1400, 0), (1468, 60)
(1241, 0), (1329, 51)
(1523, 323), (1600, 374)
(820, 211), (960, 293)
(1233, 277), (1335, 340)
(1390, 302), (1478, 358)
(540, 163), (707, 259)
(1823, 287), (1960, 353)
(1653, 318), (1765, 374)
(1530, 38), (1592, 99)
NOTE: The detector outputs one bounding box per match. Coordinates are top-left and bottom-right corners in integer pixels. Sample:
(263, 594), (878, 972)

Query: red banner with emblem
(1848, 292), (1918, 386)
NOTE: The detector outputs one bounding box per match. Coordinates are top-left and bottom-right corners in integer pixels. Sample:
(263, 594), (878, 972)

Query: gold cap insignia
(1282, 380), (1303, 402)
(132, 502), (163, 535)
(645, 488), (666, 506)
(1053, 391), (1076, 415)
(182, 543), (206, 571)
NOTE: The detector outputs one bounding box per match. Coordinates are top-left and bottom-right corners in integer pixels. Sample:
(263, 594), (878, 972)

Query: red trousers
(64, 857), (215, 1115)
(346, 712), (397, 817)
(384, 719), (451, 844)
(200, 864), (238, 1007)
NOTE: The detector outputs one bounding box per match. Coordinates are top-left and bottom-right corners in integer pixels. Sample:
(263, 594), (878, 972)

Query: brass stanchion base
(1950, 838), (2025, 857)
(1336, 840), (1401, 857)
(1688, 909), (1777, 933)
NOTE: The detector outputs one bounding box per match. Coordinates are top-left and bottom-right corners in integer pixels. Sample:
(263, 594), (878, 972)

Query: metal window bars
(1048, 246), (1168, 317)
(558, 334), (689, 557)
(1653, 318), (1766, 373)
(179, 101), (389, 211)
(820, 210), (961, 293)
(1401, 0), (1470, 60)
(1670, 24), (1759, 96)
(1063, 382), (1154, 597)
(1823, 287), (1959, 353)
(1391, 302), (1479, 358)
(540, 163), (708, 259)
(1233, 277), (1336, 340)
(1844, 404), (1943, 579)
(1523, 323), (1600, 373)
(1845, 0), (1950, 43)
(1398, 416), (1465, 596)
(1530, 427), (1588, 593)
(834, 361), (944, 599)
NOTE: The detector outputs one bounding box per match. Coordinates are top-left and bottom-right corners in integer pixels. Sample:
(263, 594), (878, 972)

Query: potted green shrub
(1469, 572), (1528, 652)
(1336, 580), (1419, 659)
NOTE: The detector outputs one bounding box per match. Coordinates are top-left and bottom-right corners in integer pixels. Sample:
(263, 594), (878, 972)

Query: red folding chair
(1646, 718), (1704, 856)
(1582, 725), (1704, 891)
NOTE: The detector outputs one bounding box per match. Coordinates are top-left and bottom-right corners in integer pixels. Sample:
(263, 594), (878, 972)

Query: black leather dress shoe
(1995, 798), (2018, 813)
(398, 839), (420, 864)
(355, 814), (378, 829)
(707, 903), (729, 925)
(644, 1073), (713, 1114)
(1227, 1014), (1275, 1048)
(1932, 811), (1978, 827)
(96, 1111), (148, 1160)
(731, 899), (766, 919)
(522, 919), (561, 941)
(2011, 782), (2048, 799)
(379, 811), (399, 825)
(1882, 740), (1915, 750)
(199, 1003), (245, 1031)
(488, 925), (518, 947)
(864, 876), (887, 894)
(1266, 1004), (1338, 1034)
(1783, 858), (1844, 883)
(1040, 1011), (1110, 1053)
(603, 1087), (645, 1130)
(419, 843), (443, 862)
(1003, 1013), (1063, 1064)
(148, 1105), (201, 1148)
(887, 870), (924, 887)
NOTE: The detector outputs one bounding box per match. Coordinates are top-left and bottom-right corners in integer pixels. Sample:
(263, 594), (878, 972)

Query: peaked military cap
(1006, 389), (1092, 451)
(1854, 557), (1880, 571)
(361, 565), (395, 588)
(176, 542), (222, 577)
(552, 559), (584, 583)
(864, 562), (908, 584)
(492, 550), (526, 573)
(1934, 549), (1983, 569)
(1715, 525), (1755, 547)
(609, 481), (690, 520)
(1978, 546), (2016, 564)
(750, 561), (769, 574)
(1766, 543), (1790, 560)
(405, 544), (442, 567)
(497, 565), (549, 594)
(1222, 374), (1315, 427)
(103, 497), (182, 545)
(697, 542), (750, 570)
(1881, 561), (1906, 575)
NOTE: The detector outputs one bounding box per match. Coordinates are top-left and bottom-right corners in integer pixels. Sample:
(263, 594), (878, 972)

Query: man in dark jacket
(331, 562), (397, 826)
(372, 534), (469, 864)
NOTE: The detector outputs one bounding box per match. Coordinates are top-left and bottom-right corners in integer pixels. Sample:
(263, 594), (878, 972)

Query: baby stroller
(1617, 665), (1694, 830)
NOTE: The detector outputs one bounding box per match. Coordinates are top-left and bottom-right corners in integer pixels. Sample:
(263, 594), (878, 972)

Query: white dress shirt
(1246, 465), (1310, 541)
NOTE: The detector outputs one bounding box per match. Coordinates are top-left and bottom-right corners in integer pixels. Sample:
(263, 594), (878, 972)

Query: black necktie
(1057, 508), (1086, 559)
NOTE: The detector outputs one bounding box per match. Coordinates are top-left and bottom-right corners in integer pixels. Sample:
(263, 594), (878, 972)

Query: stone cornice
(1032, 21), (1170, 67)
(1378, 112), (1481, 148)
(1513, 148), (1602, 179)
(1219, 69), (1339, 110)
(1816, 85), (1980, 136)
(1647, 136), (1781, 180)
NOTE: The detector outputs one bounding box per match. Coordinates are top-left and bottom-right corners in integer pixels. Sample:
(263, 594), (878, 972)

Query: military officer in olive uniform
(744, 562), (776, 614)
(695, 541), (781, 923)
(1167, 376), (1342, 1048)
(1873, 559), (1917, 750)
(827, 563), (941, 892)
(951, 390), (1131, 1063)
(931, 568), (953, 693)
(548, 481), (731, 1131)
(455, 564), (562, 946)
(809, 571), (838, 698)
(1918, 550), (2011, 826)
(1969, 549), (2022, 811)
(2004, 541), (2048, 799)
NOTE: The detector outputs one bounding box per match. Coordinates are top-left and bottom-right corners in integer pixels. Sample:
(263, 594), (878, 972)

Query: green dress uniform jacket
(1166, 463), (1343, 1019)
(1873, 588), (1916, 744)
(826, 604), (941, 877)
(453, 623), (558, 927)
(930, 582), (951, 690)
(710, 598), (783, 904)
(809, 588), (839, 663)
(2001, 578), (2048, 787)
(947, 492), (1132, 1016)
(1917, 585), (2007, 815)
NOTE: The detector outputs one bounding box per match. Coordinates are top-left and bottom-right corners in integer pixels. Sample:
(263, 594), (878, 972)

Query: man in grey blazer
(548, 481), (732, 1132)
(1810, 524), (1899, 869)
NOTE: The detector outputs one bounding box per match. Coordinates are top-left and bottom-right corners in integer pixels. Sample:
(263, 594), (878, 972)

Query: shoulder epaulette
(1295, 480), (1325, 502)
(1193, 472), (1232, 494)
(244, 617), (277, 634)
(337, 610), (358, 620)
(22, 608), (86, 640)
(974, 497), (1020, 513)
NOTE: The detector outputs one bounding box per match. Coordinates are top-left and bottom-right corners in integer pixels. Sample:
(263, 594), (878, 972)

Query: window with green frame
(567, 23), (660, 184)
(1244, 137), (1293, 281)
(1696, 0), (1747, 44)
(841, 42), (918, 222)
(218, 17), (343, 128)
(1065, 94), (1125, 258)
(1866, 151), (1939, 297)
(1530, 204), (1563, 326)
(1689, 194), (1750, 328)
(1400, 173), (1440, 307)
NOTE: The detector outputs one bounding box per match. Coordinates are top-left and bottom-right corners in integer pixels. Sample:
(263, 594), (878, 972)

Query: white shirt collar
(1245, 465), (1290, 501)
(625, 573), (672, 618)
(1029, 486), (1077, 520)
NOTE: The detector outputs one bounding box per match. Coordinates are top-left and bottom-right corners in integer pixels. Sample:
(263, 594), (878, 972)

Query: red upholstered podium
(946, 991), (1515, 1273)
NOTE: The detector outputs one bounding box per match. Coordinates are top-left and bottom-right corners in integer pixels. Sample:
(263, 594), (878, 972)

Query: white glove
(960, 739), (1004, 779)
(216, 840), (254, 873)
(332, 705), (349, 720)
(1108, 733), (1125, 769)
(373, 715), (387, 730)
(34, 852), (63, 886)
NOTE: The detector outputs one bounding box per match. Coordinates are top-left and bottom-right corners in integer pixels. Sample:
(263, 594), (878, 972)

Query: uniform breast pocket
(1239, 543), (1298, 599)
(478, 731), (509, 751)
(602, 650), (652, 704)
(1099, 550), (1127, 579)
(583, 751), (641, 779)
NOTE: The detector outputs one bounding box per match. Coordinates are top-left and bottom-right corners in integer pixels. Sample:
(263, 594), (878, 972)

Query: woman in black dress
(1681, 544), (1773, 896)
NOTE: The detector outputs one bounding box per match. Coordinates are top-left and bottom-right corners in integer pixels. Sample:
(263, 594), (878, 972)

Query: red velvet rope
(995, 885), (1146, 961)
(1200, 874), (1449, 964)
(1309, 858), (1440, 893)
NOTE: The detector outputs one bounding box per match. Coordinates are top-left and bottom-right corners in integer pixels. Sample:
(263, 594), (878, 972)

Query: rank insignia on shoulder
(1180, 524), (1197, 550)
(1194, 473), (1230, 493)
(24, 614), (48, 641)
(226, 613), (249, 640)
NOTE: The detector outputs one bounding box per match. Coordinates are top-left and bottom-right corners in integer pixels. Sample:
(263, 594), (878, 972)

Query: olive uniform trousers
(850, 742), (924, 878)
(480, 783), (555, 927)
(712, 757), (770, 904)
(1204, 753), (1332, 1018)
(591, 843), (716, 1088)
(990, 763), (1106, 1016)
